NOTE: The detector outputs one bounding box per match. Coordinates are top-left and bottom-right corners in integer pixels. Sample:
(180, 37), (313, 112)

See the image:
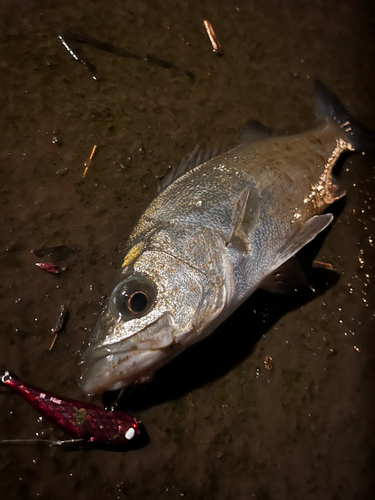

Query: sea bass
(80, 82), (374, 395)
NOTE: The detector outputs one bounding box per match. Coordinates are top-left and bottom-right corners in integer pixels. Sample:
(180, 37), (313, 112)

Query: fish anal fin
(260, 257), (311, 294)
(274, 213), (333, 270)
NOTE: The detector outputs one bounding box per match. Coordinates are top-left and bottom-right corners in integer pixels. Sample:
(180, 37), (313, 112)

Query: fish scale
(80, 81), (375, 395)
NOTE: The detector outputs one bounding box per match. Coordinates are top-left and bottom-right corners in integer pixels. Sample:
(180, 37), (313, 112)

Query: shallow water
(0, 1), (374, 499)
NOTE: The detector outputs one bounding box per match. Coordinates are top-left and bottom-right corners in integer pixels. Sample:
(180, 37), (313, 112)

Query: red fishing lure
(35, 262), (60, 274)
(1, 372), (141, 448)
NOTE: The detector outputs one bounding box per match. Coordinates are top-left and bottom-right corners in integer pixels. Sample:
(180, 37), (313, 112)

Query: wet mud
(0, 1), (374, 499)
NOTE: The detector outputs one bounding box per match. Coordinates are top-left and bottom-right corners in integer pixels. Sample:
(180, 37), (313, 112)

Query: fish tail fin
(314, 80), (375, 153)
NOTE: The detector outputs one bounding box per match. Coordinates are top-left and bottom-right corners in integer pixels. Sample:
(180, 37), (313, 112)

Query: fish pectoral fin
(239, 119), (276, 145)
(261, 215), (334, 294)
(226, 188), (258, 253)
(260, 257), (311, 294)
(273, 213), (333, 270)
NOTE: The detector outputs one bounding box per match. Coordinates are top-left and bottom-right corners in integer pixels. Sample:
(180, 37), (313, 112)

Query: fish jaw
(80, 346), (180, 395)
(80, 311), (181, 395)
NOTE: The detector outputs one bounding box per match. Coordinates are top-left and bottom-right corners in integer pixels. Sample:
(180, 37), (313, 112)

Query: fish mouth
(80, 312), (180, 395)
(80, 348), (173, 395)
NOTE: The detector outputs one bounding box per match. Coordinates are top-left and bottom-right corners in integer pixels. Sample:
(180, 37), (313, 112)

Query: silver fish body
(80, 82), (374, 395)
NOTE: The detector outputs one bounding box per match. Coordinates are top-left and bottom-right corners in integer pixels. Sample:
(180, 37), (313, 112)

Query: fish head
(80, 248), (223, 395)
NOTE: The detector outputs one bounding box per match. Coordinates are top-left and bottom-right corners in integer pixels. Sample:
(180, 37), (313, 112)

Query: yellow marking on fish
(121, 242), (144, 268)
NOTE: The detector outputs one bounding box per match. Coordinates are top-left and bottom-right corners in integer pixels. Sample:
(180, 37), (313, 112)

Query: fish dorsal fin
(226, 187), (259, 253)
(273, 213), (333, 271)
(239, 119), (276, 145)
(157, 144), (222, 193)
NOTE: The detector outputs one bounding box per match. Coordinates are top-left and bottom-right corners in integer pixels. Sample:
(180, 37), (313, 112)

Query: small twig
(60, 28), (194, 81)
(82, 145), (97, 178)
(49, 333), (59, 351)
(49, 305), (69, 351)
(203, 20), (222, 56)
(313, 260), (334, 270)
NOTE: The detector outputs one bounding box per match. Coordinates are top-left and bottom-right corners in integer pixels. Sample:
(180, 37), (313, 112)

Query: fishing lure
(0, 371), (141, 448)
(35, 262), (60, 274)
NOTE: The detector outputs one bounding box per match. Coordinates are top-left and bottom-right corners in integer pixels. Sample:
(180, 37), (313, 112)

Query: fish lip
(80, 312), (178, 395)
(80, 347), (175, 395)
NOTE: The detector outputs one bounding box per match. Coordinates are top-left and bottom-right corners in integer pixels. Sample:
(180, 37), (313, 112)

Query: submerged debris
(33, 245), (79, 261)
(264, 355), (273, 371)
(83, 145), (97, 179)
(59, 28), (194, 81)
(59, 33), (99, 80)
(49, 304), (69, 351)
(203, 20), (223, 55)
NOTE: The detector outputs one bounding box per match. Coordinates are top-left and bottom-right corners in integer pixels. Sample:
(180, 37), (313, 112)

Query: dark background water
(0, 1), (374, 499)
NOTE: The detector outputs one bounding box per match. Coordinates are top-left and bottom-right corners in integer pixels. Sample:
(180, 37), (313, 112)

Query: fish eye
(128, 291), (149, 313)
(110, 275), (156, 319)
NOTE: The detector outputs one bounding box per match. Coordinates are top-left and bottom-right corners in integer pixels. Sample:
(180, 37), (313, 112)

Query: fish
(0, 371), (141, 448)
(80, 81), (375, 395)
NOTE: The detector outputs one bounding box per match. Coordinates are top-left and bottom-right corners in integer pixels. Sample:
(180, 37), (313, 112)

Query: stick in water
(82, 145), (97, 179)
(203, 20), (223, 55)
